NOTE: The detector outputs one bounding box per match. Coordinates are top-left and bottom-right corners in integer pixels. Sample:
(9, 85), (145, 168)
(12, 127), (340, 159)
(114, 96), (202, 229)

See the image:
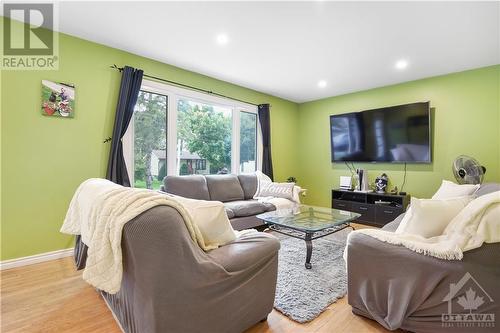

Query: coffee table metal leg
(305, 233), (313, 269)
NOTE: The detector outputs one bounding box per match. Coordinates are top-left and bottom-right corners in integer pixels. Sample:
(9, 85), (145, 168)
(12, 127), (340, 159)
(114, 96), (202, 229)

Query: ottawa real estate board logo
(2, 2), (58, 70)
(442, 272), (495, 329)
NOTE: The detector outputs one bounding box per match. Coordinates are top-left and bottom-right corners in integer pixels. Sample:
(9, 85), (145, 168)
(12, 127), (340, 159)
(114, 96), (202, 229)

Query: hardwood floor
(1, 223), (396, 333)
(1, 257), (118, 333)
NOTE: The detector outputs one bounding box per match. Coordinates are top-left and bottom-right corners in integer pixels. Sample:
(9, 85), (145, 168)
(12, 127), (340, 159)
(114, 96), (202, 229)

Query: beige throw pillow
(432, 180), (480, 199)
(396, 196), (472, 238)
(173, 195), (236, 249)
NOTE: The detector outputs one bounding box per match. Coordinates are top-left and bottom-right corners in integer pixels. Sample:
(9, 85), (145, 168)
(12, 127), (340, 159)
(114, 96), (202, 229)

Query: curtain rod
(110, 64), (262, 107)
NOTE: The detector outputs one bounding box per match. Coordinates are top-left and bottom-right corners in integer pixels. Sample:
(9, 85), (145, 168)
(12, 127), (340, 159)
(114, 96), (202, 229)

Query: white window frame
(123, 79), (262, 184)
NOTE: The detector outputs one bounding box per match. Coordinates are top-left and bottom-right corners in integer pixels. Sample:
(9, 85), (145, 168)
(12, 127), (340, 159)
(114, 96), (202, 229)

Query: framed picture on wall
(41, 80), (75, 118)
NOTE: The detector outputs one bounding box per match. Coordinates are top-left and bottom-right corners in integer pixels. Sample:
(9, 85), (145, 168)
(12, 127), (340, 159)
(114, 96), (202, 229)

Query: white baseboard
(0, 248), (74, 270)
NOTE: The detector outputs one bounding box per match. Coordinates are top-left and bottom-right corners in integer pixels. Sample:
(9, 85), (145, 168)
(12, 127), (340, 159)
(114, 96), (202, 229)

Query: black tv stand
(332, 189), (410, 227)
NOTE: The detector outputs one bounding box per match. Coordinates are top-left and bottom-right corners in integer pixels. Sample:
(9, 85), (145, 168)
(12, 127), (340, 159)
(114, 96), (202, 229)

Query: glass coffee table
(257, 205), (360, 269)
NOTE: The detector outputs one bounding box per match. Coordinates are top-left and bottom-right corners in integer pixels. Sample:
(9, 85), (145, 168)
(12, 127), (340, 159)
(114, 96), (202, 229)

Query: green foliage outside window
(177, 99), (232, 173)
(133, 92), (258, 189)
(134, 91), (166, 189)
(179, 162), (189, 175)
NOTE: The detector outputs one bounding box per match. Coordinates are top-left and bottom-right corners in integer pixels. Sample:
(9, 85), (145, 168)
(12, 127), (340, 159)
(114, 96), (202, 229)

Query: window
(239, 111), (257, 173)
(195, 159), (206, 171)
(177, 99), (232, 175)
(123, 80), (261, 187)
(131, 91), (167, 190)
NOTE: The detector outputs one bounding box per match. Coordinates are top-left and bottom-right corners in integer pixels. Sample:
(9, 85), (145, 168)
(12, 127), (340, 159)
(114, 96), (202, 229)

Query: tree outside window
(177, 99), (232, 174)
(133, 91), (167, 189)
(131, 89), (259, 189)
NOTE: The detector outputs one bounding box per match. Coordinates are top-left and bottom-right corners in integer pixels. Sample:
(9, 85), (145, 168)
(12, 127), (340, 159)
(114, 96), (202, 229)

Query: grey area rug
(273, 229), (350, 323)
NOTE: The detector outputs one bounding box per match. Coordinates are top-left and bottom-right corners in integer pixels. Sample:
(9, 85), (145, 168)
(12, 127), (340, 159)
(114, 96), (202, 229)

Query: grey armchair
(346, 184), (500, 333)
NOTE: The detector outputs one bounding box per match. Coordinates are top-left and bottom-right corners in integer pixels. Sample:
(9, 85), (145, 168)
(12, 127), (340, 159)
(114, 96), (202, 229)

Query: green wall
(2, 17), (498, 261)
(1, 27), (299, 260)
(297, 66), (500, 207)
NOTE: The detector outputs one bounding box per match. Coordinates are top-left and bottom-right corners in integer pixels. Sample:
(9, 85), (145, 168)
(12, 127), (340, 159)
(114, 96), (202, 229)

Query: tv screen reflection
(330, 102), (430, 163)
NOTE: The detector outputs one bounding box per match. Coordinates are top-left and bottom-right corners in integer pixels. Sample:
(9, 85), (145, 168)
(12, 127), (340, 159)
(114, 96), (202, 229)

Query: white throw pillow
(395, 196), (472, 238)
(253, 171), (299, 202)
(172, 195), (236, 249)
(258, 182), (295, 200)
(263, 197), (298, 210)
(253, 170), (272, 198)
(292, 185), (302, 203)
(432, 180), (479, 199)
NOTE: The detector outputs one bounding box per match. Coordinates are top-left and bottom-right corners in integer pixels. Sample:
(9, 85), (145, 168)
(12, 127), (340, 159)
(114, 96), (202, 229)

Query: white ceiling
(55, 1), (499, 103)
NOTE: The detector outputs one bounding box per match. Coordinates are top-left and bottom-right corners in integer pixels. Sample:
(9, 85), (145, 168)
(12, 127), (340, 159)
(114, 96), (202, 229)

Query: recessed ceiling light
(216, 33), (229, 45)
(317, 80), (327, 88)
(395, 59), (409, 70)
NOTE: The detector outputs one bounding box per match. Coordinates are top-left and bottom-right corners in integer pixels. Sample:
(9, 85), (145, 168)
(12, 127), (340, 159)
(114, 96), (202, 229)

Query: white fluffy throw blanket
(61, 178), (233, 294)
(347, 191), (500, 260)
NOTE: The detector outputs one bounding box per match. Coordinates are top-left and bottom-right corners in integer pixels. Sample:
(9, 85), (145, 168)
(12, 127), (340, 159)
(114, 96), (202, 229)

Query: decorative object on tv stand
(375, 173), (389, 193)
(355, 169), (370, 192)
(41, 80), (75, 118)
(339, 176), (352, 190)
(453, 155), (486, 185)
(352, 172), (359, 190)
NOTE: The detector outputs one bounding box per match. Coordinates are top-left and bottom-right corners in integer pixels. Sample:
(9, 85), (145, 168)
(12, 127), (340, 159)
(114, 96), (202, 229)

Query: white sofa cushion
(174, 195), (237, 248)
(396, 196), (472, 238)
(253, 170), (301, 204)
(292, 185), (302, 203)
(253, 170), (272, 198)
(432, 180), (479, 199)
(258, 182), (295, 200)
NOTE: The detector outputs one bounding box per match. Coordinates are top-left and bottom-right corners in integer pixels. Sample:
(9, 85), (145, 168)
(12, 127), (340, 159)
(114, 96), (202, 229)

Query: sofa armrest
(207, 233), (280, 272)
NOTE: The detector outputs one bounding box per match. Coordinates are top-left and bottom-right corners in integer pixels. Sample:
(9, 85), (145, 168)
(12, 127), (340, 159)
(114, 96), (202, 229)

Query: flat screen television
(330, 102), (431, 163)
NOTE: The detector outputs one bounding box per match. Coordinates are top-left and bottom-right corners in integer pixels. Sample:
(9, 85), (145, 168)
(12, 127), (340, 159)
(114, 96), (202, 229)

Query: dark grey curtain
(258, 104), (274, 181)
(106, 66), (143, 186)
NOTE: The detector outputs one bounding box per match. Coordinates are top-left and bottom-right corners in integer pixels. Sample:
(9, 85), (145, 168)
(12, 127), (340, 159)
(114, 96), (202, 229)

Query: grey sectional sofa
(75, 205), (280, 333)
(161, 174), (276, 230)
(73, 174), (282, 333)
